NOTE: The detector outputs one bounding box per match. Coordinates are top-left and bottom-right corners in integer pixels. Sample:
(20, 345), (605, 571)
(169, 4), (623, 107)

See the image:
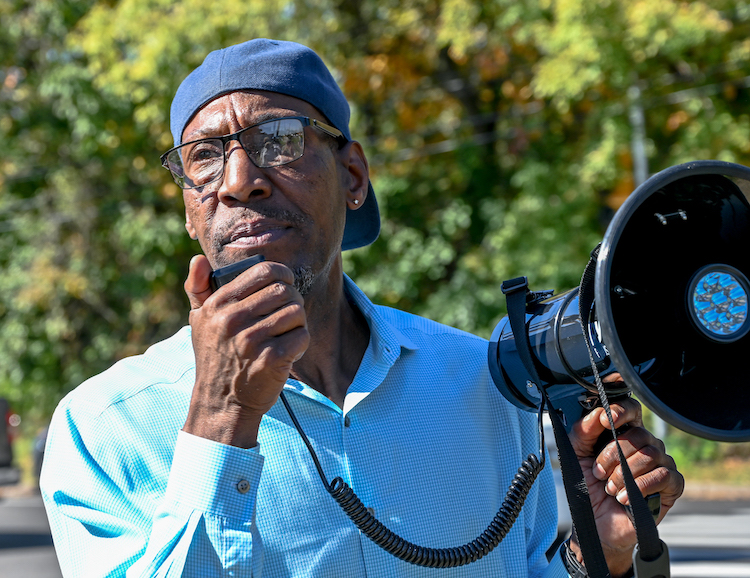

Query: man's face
(182, 90), (353, 293)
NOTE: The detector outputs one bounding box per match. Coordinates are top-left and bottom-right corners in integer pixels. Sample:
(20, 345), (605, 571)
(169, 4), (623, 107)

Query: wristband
(560, 541), (588, 578)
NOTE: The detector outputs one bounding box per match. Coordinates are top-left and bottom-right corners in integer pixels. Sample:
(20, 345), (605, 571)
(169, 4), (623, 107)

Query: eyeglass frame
(160, 115), (348, 190)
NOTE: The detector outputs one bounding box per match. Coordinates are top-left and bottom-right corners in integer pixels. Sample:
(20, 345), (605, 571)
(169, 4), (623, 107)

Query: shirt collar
(283, 274), (418, 413)
(342, 274), (418, 357)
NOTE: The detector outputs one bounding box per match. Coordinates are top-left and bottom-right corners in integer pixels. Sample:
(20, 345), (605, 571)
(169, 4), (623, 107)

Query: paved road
(0, 493), (60, 578)
(0, 491), (749, 577)
(659, 499), (750, 578)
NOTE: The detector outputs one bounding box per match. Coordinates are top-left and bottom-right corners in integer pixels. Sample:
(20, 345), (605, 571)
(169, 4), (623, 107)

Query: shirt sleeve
(530, 465), (572, 578)
(40, 399), (265, 578)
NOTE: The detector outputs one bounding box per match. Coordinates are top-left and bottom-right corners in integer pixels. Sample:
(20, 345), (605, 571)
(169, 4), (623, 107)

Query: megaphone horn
(489, 160), (750, 442)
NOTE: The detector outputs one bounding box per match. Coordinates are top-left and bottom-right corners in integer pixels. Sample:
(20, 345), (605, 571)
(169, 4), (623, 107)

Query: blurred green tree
(2, 0), (750, 429)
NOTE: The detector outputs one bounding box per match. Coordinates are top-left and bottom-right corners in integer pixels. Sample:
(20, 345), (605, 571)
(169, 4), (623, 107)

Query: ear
(185, 209), (198, 240)
(342, 141), (370, 210)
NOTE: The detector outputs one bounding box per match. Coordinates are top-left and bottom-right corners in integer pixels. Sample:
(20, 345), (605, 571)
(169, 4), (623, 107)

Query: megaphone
(488, 160), (750, 442)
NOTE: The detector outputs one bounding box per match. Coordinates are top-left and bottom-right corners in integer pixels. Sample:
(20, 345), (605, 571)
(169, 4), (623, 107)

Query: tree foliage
(3, 0), (750, 423)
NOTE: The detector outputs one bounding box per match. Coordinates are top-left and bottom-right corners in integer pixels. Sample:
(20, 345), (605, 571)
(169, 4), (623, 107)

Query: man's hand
(568, 395), (684, 577)
(182, 254), (309, 448)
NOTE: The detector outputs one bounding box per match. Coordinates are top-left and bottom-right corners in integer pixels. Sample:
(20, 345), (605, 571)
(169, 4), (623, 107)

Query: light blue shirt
(41, 276), (569, 577)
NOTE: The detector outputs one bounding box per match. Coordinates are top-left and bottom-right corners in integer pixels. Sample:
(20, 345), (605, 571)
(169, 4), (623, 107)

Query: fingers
(191, 258), (308, 364)
(246, 319), (310, 369)
(610, 463), (682, 512)
(594, 429), (672, 498)
(595, 426), (665, 474)
(569, 396), (685, 520)
(189, 260), (304, 340)
(602, 456), (684, 524)
(209, 260), (296, 305)
(184, 255), (213, 310)
(570, 397), (643, 456)
(229, 281), (308, 362)
(184, 255), (297, 311)
(587, 414), (685, 517)
(194, 261), (303, 342)
(597, 398), (644, 430)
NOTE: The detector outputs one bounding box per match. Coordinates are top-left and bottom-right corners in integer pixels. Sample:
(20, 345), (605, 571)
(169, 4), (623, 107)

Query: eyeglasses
(161, 116), (346, 190)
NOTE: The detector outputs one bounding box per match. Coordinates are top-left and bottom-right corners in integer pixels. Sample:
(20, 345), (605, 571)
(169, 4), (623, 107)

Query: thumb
(184, 255), (213, 310)
(570, 407), (608, 457)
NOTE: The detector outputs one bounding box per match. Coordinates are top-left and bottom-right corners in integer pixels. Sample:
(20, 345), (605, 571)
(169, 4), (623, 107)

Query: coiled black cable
(279, 391), (547, 568)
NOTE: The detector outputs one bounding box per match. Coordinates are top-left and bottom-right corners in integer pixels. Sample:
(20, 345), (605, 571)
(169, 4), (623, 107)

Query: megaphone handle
(578, 247), (669, 577)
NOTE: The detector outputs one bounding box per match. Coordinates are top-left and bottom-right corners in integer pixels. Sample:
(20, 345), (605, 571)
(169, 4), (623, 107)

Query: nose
(217, 141), (272, 204)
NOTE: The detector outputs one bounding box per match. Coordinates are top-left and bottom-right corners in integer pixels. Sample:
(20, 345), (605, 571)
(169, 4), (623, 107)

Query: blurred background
(2, 0), (750, 489)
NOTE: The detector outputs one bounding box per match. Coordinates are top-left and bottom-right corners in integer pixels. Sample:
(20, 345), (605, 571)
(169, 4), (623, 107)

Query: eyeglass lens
(165, 118), (306, 189)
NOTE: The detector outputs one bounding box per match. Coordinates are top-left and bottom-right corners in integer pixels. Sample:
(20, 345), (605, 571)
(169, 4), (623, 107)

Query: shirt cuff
(545, 542), (574, 577)
(164, 430), (265, 521)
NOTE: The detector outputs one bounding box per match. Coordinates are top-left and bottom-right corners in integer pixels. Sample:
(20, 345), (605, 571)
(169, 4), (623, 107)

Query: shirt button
(237, 479), (251, 494)
(344, 415), (351, 427)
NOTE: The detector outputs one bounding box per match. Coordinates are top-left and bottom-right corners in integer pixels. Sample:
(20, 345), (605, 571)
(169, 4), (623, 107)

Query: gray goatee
(293, 266), (315, 296)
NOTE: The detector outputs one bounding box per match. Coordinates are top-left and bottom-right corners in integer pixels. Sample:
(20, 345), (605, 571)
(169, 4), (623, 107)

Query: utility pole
(628, 84), (649, 187)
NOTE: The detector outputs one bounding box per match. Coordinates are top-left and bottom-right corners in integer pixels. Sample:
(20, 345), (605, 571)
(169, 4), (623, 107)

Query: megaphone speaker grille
(687, 264), (750, 342)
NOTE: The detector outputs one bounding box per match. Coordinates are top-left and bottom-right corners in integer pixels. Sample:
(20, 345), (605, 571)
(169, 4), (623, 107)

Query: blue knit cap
(170, 38), (379, 251)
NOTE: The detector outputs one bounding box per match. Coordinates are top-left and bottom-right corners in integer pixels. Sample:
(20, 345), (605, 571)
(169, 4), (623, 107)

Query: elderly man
(41, 39), (683, 577)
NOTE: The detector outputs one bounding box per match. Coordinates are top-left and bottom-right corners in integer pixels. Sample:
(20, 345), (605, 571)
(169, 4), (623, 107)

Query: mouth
(222, 220), (292, 249)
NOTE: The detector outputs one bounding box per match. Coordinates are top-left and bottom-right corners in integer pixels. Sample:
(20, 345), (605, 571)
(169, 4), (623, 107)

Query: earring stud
(353, 199), (360, 205)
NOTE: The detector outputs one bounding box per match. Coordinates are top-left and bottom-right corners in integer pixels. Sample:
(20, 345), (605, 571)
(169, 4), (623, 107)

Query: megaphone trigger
(624, 492), (662, 526)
